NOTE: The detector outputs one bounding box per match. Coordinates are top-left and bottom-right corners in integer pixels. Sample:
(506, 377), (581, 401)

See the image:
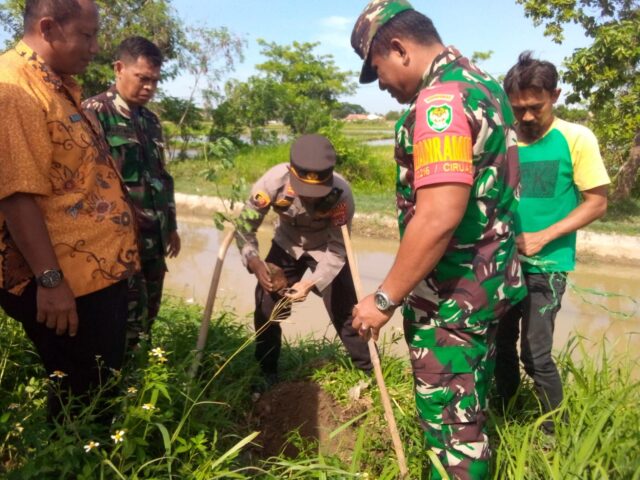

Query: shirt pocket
(107, 135), (141, 184)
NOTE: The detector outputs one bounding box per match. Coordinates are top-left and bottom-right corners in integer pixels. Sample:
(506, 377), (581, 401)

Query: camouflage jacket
(396, 46), (526, 327)
(83, 86), (177, 261)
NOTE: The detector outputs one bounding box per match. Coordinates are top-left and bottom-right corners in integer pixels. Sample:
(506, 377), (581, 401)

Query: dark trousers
(254, 241), (372, 375)
(127, 255), (167, 344)
(0, 280), (128, 420)
(495, 272), (567, 417)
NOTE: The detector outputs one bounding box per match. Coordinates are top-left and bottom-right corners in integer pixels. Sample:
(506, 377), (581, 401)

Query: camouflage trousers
(127, 255), (167, 345)
(404, 300), (498, 479)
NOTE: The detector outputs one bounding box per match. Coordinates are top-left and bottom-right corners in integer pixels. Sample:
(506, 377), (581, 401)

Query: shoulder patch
(424, 93), (455, 103)
(426, 104), (453, 133)
(274, 197), (292, 208)
(251, 191), (271, 209)
(330, 201), (348, 227)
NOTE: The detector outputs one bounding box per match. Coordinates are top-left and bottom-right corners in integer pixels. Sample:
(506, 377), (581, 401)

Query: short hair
(116, 36), (163, 67)
(370, 10), (442, 58)
(24, 0), (81, 31)
(503, 51), (559, 96)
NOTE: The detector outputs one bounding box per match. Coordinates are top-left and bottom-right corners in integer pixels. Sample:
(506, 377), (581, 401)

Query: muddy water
(165, 218), (639, 359)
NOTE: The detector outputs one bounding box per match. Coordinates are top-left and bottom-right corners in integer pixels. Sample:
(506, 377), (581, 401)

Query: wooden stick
(341, 225), (408, 479)
(188, 227), (236, 379)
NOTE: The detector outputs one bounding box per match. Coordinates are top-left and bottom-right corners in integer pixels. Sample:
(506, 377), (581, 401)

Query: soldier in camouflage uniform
(350, 2), (526, 479)
(83, 37), (180, 347)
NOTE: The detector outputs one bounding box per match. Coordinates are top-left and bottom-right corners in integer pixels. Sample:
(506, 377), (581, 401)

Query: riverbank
(175, 192), (640, 264)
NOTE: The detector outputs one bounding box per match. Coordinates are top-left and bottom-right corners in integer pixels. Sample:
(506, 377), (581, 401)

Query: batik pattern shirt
(395, 46), (526, 329)
(83, 87), (177, 261)
(0, 42), (139, 296)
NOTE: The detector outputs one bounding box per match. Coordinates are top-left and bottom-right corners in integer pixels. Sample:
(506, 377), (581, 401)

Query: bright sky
(164, 0), (591, 114)
(1, 1), (591, 114)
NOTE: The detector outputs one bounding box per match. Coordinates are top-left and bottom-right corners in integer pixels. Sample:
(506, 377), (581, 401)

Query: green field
(168, 140), (639, 236)
(168, 143), (398, 217)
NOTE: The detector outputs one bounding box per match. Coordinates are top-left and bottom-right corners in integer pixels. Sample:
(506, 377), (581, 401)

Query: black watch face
(374, 292), (389, 310)
(40, 270), (62, 288)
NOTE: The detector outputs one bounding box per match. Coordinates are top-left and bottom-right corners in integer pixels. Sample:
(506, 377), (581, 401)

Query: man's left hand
(352, 294), (392, 341)
(516, 231), (549, 257)
(167, 231), (181, 258)
(284, 280), (315, 302)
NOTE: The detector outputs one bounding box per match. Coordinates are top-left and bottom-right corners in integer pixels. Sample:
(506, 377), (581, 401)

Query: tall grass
(1, 301), (638, 479)
(491, 337), (640, 479)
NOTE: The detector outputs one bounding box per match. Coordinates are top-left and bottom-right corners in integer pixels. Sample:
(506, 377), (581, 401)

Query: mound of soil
(251, 381), (368, 459)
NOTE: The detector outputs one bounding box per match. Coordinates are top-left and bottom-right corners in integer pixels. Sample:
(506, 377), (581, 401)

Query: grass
(1, 299), (639, 479)
(168, 143), (398, 218)
(586, 197), (640, 236)
(169, 140), (640, 238)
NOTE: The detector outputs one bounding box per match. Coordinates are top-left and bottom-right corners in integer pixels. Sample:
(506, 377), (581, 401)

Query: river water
(165, 218), (639, 359)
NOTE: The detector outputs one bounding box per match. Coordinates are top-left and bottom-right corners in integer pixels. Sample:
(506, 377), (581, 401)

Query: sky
(163, 0), (591, 114)
(1, 1), (591, 114)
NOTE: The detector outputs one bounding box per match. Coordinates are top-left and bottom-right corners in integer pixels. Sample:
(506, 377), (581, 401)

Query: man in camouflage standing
(350, 2), (526, 478)
(84, 37), (180, 348)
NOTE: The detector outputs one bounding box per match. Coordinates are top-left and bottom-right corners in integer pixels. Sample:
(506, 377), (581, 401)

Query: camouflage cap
(351, 0), (414, 84)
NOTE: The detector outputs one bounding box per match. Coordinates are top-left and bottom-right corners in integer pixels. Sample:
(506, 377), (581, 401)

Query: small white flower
(138, 332), (150, 341)
(111, 429), (126, 444)
(14, 423), (24, 434)
(127, 386), (138, 395)
(8, 403), (20, 410)
(142, 403), (156, 411)
(49, 370), (67, 379)
(150, 347), (166, 358)
(84, 440), (100, 452)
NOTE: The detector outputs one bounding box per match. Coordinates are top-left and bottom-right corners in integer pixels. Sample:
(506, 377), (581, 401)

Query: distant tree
(156, 96), (203, 160)
(518, 0), (640, 199)
(1, 0), (185, 96)
(385, 110), (402, 121)
(554, 104), (590, 124)
(208, 77), (281, 145)
(0, 2), (244, 112)
(213, 40), (355, 139)
(471, 50), (494, 65)
(333, 102), (367, 119)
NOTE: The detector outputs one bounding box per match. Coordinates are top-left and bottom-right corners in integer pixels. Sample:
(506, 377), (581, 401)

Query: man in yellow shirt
(0, 0), (139, 420)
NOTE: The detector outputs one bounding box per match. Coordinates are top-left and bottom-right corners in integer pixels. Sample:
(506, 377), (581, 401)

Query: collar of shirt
(14, 40), (82, 106)
(420, 45), (463, 91)
(106, 84), (141, 120)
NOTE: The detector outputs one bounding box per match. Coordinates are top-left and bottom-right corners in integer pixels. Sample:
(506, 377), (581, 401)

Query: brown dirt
(266, 262), (289, 292)
(250, 381), (368, 459)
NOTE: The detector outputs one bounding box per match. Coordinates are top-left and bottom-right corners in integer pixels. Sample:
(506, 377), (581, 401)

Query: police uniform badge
(252, 191), (271, 209)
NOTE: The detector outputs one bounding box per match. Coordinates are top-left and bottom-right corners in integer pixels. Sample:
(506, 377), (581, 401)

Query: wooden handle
(189, 227), (236, 378)
(341, 225), (408, 479)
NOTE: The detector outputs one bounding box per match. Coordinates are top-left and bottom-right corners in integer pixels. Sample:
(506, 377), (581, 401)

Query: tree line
(1, 0), (637, 199)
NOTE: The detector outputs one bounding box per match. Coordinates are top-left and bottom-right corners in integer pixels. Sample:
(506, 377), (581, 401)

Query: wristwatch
(37, 269), (64, 289)
(374, 288), (400, 312)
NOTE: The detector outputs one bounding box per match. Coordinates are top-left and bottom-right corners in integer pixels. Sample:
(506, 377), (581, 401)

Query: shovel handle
(340, 225), (408, 478)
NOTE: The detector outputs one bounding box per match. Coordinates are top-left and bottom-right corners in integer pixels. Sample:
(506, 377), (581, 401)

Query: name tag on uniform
(69, 113), (82, 123)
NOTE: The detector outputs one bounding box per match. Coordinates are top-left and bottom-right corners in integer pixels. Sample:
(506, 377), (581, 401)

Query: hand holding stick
(341, 225), (408, 479)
